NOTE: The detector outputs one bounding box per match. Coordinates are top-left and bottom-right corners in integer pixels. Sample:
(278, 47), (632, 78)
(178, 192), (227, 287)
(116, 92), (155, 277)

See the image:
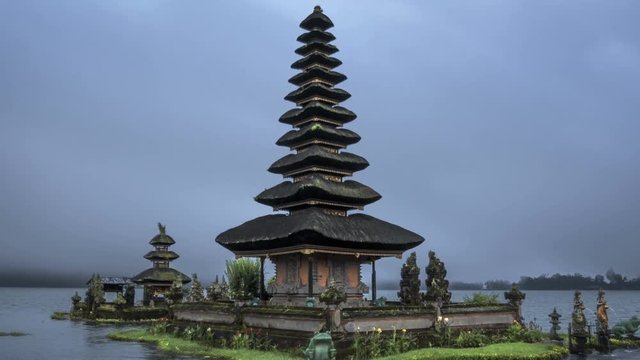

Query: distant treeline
(518, 269), (640, 290)
(449, 280), (512, 290)
(449, 269), (640, 291)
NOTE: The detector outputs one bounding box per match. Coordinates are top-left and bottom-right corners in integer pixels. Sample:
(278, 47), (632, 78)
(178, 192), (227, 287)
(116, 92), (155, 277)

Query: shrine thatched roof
(131, 268), (191, 285)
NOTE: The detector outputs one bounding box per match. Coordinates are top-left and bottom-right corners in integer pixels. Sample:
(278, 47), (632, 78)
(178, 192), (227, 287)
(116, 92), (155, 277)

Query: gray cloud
(1, 0), (639, 286)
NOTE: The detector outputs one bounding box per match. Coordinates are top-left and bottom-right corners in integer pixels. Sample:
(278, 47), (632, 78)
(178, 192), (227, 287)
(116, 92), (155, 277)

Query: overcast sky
(1, 0), (639, 286)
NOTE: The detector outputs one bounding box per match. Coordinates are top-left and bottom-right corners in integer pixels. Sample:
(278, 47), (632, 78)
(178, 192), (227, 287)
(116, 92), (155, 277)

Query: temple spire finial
(314, 5), (322, 13)
(158, 222), (166, 234)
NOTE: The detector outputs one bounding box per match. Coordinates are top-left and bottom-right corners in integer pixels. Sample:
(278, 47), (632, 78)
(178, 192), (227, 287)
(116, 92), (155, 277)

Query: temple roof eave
(255, 177), (381, 207)
(279, 102), (357, 126)
(276, 124), (361, 148)
(288, 68), (347, 87)
(215, 208), (425, 254)
(268, 146), (369, 174)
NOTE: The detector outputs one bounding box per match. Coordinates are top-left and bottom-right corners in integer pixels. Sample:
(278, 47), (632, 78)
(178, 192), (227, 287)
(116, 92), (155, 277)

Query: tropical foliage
(225, 258), (260, 300)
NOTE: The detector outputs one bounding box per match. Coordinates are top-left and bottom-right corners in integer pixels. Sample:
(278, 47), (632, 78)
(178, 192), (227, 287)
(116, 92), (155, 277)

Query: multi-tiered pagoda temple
(133, 223), (191, 304)
(216, 6), (424, 305)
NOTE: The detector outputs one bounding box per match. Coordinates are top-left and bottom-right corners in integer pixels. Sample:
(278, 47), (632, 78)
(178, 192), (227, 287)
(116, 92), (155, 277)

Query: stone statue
(504, 283), (526, 325)
(595, 288), (611, 353)
(166, 279), (184, 304)
(206, 275), (230, 302)
(304, 331), (336, 360)
(187, 273), (205, 302)
(571, 290), (587, 335)
(423, 251), (451, 304)
(569, 290), (588, 355)
(596, 288), (609, 331)
(397, 252), (421, 305)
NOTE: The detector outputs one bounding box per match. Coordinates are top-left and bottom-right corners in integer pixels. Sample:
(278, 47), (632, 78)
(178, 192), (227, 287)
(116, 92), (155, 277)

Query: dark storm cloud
(1, 0), (639, 286)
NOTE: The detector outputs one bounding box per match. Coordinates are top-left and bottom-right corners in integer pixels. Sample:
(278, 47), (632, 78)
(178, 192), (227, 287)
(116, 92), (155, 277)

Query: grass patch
(0, 332), (29, 337)
(375, 342), (568, 360)
(108, 329), (302, 360)
(51, 311), (68, 320)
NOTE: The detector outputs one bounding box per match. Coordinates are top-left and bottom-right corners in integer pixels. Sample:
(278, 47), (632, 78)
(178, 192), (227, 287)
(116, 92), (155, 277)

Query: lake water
(1, 287), (639, 359)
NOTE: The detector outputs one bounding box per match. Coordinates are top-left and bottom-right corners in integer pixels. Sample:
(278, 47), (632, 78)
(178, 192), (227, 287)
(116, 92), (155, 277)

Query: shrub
(225, 258), (260, 300)
(500, 323), (545, 343)
(454, 330), (490, 348)
(462, 292), (499, 306)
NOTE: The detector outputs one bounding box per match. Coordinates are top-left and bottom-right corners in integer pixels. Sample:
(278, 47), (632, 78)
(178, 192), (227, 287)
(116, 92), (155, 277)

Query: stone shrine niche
(329, 257), (346, 286)
(285, 254), (299, 285)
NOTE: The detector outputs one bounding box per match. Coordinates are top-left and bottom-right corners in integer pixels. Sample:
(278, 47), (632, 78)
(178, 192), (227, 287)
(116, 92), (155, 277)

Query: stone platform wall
(172, 302), (518, 357)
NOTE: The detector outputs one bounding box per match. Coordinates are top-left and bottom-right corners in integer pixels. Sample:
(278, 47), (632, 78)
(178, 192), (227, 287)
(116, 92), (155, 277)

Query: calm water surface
(1, 288), (639, 359)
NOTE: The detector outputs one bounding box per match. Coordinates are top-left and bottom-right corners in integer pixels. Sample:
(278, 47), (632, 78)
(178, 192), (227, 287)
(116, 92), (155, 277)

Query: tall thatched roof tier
(297, 30), (336, 44)
(288, 67), (346, 87)
(295, 42), (338, 56)
(268, 145), (368, 175)
(216, 208), (424, 257)
(300, 5), (334, 31)
(276, 124), (360, 149)
(285, 83), (351, 105)
(279, 101), (357, 126)
(255, 175), (381, 210)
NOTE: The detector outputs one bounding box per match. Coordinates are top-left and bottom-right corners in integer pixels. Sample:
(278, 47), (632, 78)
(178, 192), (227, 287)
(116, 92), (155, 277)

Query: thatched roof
(268, 146), (368, 174)
(291, 53), (342, 70)
(300, 6), (334, 31)
(289, 67), (346, 87)
(277, 124), (360, 148)
(255, 175), (381, 209)
(144, 250), (179, 261)
(295, 41), (338, 56)
(280, 101), (356, 125)
(297, 30), (335, 44)
(131, 267), (191, 285)
(216, 207), (424, 254)
(285, 83), (350, 104)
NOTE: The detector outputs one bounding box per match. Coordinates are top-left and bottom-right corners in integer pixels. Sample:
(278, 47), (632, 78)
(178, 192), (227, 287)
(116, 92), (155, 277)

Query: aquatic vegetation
(50, 311), (68, 320)
(0, 331), (29, 336)
(612, 316), (640, 339)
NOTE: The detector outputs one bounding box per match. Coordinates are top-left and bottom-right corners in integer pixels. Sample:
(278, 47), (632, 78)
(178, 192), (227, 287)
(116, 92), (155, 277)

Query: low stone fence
(172, 301), (517, 337)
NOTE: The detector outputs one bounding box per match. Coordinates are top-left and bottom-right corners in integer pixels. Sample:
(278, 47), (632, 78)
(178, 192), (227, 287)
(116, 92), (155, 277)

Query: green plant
(454, 329), (490, 348)
(231, 331), (251, 349)
(50, 311), (67, 320)
(352, 326), (416, 359)
(225, 258), (260, 300)
(462, 292), (499, 306)
(500, 322), (545, 343)
(384, 327), (417, 355)
(433, 316), (452, 346)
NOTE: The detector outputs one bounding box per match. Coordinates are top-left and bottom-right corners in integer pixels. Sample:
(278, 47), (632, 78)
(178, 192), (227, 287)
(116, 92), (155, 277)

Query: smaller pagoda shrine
(132, 223), (191, 305)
